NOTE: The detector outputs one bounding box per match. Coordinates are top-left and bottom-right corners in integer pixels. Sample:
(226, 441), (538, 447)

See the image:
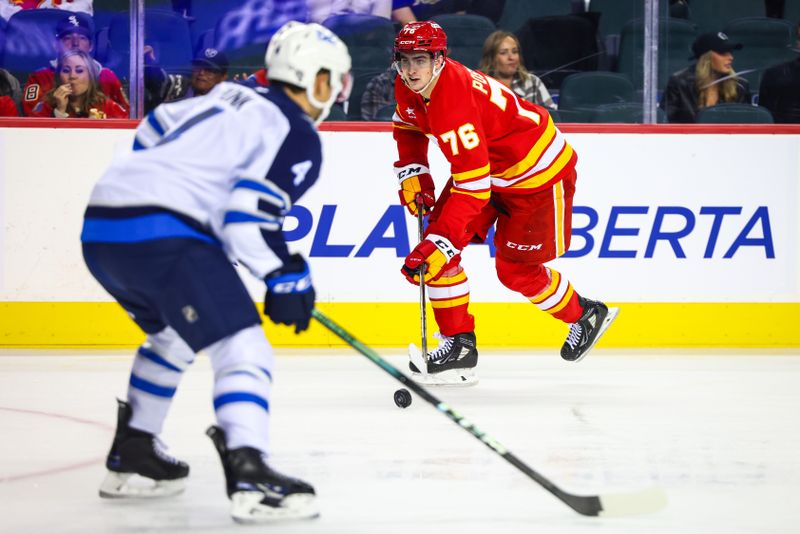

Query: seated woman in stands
(661, 32), (751, 123)
(39, 50), (128, 119)
(479, 30), (556, 110)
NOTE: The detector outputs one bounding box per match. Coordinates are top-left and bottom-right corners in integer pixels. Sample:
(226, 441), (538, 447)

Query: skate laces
(427, 332), (455, 362)
(565, 323), (583, 350)
(152, 437), (181, 465)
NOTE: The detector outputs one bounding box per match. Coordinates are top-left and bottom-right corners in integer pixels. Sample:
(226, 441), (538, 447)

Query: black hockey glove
(264, 254), (315, 334)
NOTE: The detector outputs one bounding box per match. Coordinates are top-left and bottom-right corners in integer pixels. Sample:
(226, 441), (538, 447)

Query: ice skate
(98, 399), (189, 498)
(408, 332), (479, 386)
(207, 425), (318, 524)
(560, 297), (619, 362)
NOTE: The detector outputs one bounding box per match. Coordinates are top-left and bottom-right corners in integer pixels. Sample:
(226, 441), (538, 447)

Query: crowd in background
(0, 0), (798, 123)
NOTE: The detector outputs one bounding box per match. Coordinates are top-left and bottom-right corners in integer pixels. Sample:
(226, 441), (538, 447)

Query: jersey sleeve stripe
(156, 107), (224, 148)
(223, 210), (281, 230)
(133, 111), (168, 150)
(233, 179), (290, 210)
(392, 122), (424, 132)
(148, 110), (167, 136)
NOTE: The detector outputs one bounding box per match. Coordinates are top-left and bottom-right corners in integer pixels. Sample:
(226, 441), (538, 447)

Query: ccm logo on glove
(395, 163), (435, 216)
(402, 233), (460, 284)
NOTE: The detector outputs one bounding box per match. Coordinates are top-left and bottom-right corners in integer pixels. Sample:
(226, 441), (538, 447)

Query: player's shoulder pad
(263, 97), (322, 200)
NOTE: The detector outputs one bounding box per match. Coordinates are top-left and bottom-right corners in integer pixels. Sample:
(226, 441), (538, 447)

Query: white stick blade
(598, 487), (668, 517)
(408, 343), (428, 376)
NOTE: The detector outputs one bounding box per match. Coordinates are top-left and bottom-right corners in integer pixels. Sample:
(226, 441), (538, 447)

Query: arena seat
(695, 102), (774, 124)
(431, 14), (496, 70)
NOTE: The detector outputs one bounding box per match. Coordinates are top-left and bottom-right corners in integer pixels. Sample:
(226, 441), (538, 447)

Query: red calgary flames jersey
(23, 66), (129, 117)
(393, 58), (577, 246)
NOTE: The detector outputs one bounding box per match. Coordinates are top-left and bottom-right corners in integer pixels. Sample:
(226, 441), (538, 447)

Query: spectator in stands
(23, 14), (129, 117)
(479, 30), (556, 109)
(0, 68), (21, 117)
(40, 50), (127, 118)
(661, 32), (751, 123)
(360, 65), (396, 120)
(144, 46), (189, 114)
(0, 0), (92, 21)
(143, 47), (228, 112)
(758, 21), (800, 123)
(188, 47), (229, 96)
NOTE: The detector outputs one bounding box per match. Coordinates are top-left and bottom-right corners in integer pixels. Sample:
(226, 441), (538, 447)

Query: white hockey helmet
(266, 21), (352, 124)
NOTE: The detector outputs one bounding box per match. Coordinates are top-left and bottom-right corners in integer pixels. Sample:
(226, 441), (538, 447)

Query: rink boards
(0, 122), (798, 347)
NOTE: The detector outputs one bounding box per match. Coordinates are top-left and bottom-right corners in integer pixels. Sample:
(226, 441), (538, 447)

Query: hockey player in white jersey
(80, 22), (350, 524)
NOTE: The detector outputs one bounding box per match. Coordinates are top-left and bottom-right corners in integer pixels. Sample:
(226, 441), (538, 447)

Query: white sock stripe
(215, 369), (272, 395)
(131, 356), (183, 388)
(427, 280), (470, 299)
(534, 274), (569, 311)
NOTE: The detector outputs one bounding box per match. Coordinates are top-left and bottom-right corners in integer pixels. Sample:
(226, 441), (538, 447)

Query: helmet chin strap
(396, 53), (446, 95)
(306, 77), (342, 125)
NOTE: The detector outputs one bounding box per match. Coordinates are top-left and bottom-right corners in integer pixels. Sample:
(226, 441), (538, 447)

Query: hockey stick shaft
(415, 199), (428, 361)
(311, 308), (611, 516)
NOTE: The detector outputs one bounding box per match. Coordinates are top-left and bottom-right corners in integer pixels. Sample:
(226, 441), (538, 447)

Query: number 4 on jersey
(291, 160), (313, 186)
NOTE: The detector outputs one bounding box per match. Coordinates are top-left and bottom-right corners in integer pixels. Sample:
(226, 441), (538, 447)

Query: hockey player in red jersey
(392, 21), (618, 385)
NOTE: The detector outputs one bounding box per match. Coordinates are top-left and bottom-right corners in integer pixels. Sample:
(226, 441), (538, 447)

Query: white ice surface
(0, 349), (798, 533)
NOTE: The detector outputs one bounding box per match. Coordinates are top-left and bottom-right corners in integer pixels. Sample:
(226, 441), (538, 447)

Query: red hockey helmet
(393, 21), (447, 60)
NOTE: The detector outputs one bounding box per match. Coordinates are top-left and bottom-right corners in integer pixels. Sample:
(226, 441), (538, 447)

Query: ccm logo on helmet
(506, 241), (542, 251)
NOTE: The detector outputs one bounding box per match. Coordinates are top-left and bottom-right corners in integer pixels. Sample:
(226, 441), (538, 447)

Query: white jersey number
(291, 160), (313, 186)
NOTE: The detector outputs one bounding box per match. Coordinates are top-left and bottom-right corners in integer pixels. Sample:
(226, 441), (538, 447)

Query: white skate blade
(410, 367), (479, 387)
(230, 491), (319, 524)
(408, 343), (428, 376)
(98, 471), (186, 498)
(571, 306), (620, 363)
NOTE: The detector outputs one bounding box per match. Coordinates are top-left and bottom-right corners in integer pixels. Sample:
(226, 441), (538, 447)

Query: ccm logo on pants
(506, 241), (542, 251)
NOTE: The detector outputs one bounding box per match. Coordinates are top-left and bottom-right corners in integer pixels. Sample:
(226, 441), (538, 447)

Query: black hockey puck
(393, 388), (412, 408)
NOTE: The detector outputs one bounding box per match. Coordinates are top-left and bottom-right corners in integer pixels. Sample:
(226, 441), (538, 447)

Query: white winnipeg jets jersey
(84, 82), (322, 279)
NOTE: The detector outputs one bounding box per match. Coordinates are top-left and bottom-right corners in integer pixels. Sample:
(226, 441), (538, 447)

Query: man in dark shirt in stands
(759, 21), (800, 123)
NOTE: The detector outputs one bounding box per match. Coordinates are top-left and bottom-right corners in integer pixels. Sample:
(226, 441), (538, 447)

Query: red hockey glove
(396, 164), (435, 216)
(401, 234), (460, 284)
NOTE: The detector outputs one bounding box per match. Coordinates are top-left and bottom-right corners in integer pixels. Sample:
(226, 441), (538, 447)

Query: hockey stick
(413, 197), (428, 375)
(311, 308), (667, 517)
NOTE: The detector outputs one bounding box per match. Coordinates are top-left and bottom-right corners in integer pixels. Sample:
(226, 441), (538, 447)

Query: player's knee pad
(144, 326), (195, 369)
(495, 258), (549, 297)
(205, 324), (274, 379)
